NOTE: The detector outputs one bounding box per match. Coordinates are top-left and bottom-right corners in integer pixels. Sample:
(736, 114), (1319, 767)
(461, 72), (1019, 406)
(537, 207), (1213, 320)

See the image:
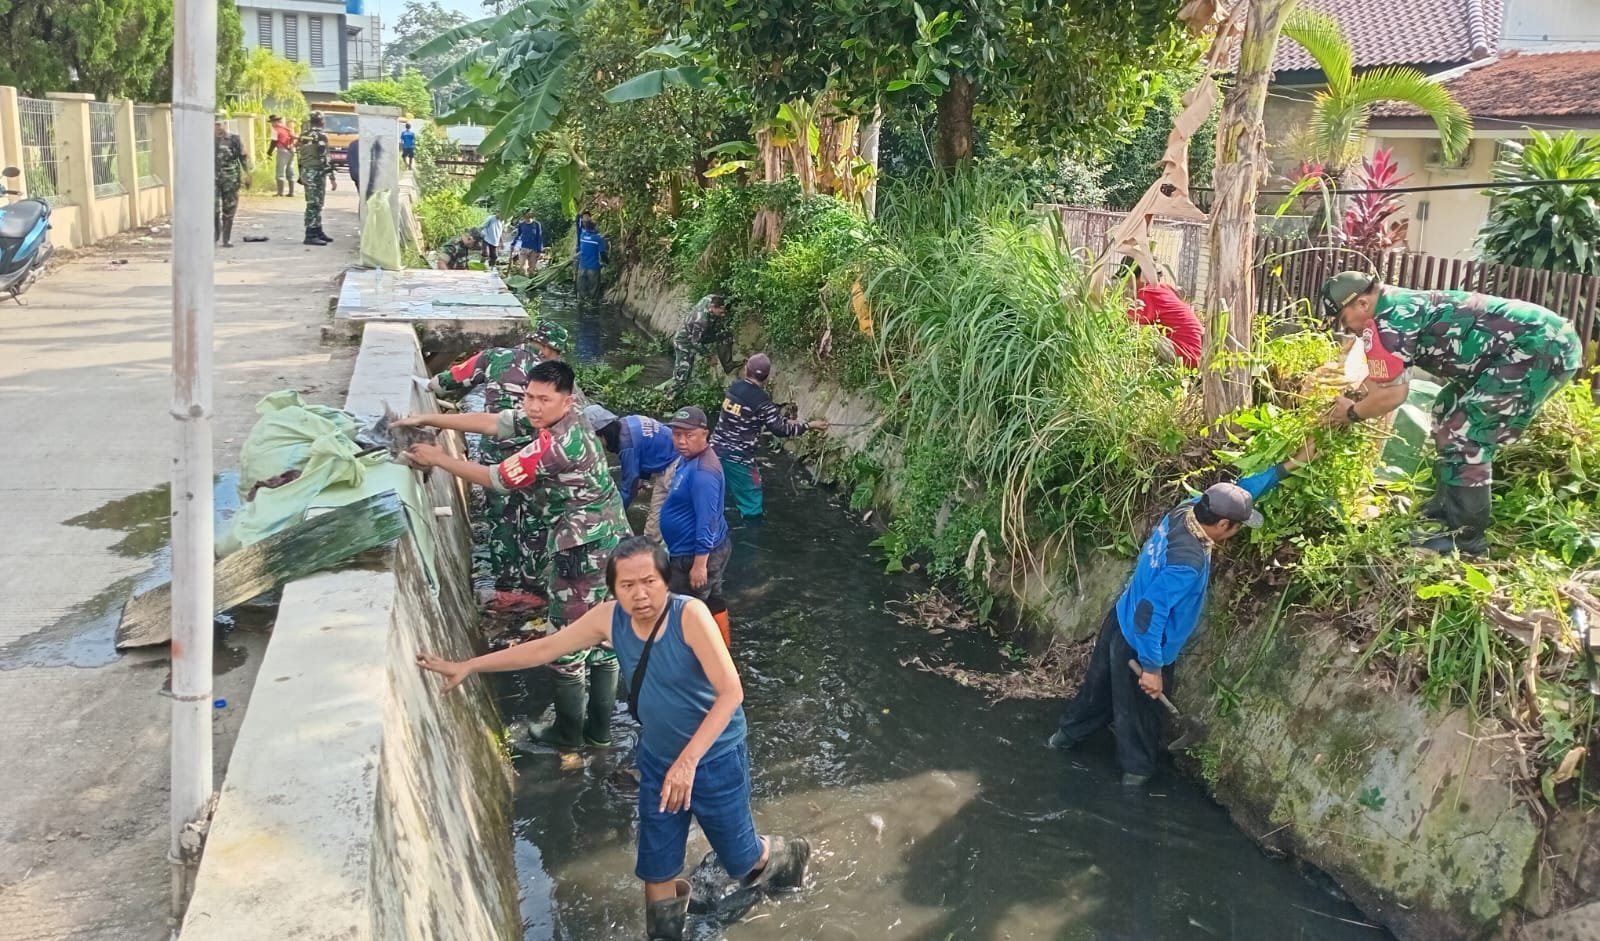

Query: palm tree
(1281, 8), (1472, 181)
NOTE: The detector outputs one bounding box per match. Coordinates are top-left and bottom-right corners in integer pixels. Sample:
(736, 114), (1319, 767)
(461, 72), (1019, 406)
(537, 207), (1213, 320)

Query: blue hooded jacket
(1117, 465), (1284, 672)
(616, 415), (678, 508)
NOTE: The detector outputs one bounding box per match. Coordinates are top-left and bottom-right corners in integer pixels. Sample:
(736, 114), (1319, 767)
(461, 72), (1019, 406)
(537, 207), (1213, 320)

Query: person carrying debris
(416, 536), (811, 941)
(659, 407), (733, 646)
(400, 359), (629, 749)
(584, 405), (679, 544)
(1047, 442), (1315, 786)
(708, 354), (826, 520)
(1319, 272), (1582, 557)
(213, 118), (249, 249)
(667, 294), (732, 392)
(296, 112), (337, 246)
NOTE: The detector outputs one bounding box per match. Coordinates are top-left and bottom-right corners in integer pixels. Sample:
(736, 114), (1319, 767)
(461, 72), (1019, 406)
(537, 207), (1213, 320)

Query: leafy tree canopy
(0, 0), (246, 101)
(389, 0), (471, 85)
(341, 70), (434, 116)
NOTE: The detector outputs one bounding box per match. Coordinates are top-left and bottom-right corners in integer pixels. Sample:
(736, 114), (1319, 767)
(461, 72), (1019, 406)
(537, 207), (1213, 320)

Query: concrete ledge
(181, 324), (518, 940)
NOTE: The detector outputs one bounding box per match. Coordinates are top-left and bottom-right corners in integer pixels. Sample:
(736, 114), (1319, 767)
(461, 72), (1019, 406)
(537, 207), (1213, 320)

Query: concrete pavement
(0, 186), (362, 939)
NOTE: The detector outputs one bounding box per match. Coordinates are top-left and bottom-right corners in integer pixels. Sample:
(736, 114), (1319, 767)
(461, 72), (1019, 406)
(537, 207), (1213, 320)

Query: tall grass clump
(869, 171), (1194, 558)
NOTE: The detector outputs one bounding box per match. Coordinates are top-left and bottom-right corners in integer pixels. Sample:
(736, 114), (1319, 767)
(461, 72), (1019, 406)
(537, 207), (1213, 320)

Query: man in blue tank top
(417, 537), (811, 941)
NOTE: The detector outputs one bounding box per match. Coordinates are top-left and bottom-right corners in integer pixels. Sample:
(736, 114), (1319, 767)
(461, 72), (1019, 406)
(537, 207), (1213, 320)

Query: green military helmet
(532, 320), (571, 355)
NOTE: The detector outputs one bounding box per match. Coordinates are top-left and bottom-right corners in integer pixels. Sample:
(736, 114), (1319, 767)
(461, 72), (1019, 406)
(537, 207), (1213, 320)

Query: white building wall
(238, 2), (349, 94)
(1500, 0), (1600, 51)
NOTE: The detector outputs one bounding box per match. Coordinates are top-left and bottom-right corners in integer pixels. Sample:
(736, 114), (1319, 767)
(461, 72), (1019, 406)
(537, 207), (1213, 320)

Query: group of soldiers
(390, 286), (827, 748)
(210, 111), (340, 251)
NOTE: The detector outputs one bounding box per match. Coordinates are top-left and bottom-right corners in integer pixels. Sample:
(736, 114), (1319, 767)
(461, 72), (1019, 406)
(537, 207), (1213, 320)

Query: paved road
(0, 188), (361, 940)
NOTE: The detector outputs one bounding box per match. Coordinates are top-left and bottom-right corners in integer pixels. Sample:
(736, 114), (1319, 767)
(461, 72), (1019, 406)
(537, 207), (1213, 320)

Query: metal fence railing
(89, 101), (122, 197)
(17, 97), (62, 201)
(134, 105), (160, 187)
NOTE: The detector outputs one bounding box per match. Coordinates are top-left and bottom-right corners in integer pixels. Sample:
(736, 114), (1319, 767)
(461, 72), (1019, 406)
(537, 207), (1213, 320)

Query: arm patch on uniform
(450, 352), (484, 383)
(496, 428), (555, 489)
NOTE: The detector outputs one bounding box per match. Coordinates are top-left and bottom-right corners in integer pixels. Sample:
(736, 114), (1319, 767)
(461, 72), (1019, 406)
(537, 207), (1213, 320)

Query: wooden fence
(1254, 236), (1600, 370)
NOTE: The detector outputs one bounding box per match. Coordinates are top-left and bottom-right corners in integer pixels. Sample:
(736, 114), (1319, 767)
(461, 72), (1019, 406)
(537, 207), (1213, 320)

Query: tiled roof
(1372, 50), (1600, 119)
(1271, 0), (1501, 74)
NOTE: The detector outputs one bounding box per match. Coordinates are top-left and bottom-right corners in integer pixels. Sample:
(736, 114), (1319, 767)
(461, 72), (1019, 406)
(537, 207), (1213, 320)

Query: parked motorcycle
(0, 166), (54, 302)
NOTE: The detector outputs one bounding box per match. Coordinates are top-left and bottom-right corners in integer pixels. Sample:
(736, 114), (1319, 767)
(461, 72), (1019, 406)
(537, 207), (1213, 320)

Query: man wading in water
(417, 537), (811, 940)
(1048, 441), (1315, 786)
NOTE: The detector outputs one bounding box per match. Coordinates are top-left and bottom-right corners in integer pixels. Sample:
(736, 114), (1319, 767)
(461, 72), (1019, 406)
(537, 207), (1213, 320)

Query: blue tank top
(611, 595), (746, 763)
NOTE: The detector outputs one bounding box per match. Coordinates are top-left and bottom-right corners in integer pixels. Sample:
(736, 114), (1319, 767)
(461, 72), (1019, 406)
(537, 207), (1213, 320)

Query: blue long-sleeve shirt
(616, 415), (678, 508)
(577, 228), (607, 271)
(658, 449), (729, 557)
(1117, 465), (1284, 671)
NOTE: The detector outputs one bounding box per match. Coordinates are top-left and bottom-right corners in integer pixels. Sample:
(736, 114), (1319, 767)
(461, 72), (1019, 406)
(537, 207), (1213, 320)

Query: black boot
(1418, 484), (1491, 558)
(744, 836), (811, 893)
(529, 668), (588, 748)
(304, 230), (324, 246)
(221, 216), (235, 248)
(314, 226), (334, 243)
(584, 656), (618, 746)
(645, 880), (691, 941)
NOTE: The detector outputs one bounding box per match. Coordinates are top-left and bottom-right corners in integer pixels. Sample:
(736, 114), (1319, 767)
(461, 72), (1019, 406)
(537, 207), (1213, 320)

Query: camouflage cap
(532, 320), (570, 354)
(1320, 271), (1378, 322)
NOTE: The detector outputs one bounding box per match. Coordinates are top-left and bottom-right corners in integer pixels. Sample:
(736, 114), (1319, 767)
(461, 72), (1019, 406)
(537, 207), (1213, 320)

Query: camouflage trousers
(214, 186), (239, 237)
(549, 534), (621, 673)
(302, 171), (326, 232)
(478, 438), (548, 591)
(671, 336), (733, 388)
(1431, 333), (1581, 487)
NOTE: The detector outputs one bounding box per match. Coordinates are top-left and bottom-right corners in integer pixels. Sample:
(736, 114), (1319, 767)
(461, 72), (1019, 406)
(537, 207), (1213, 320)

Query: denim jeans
(635, 741), (761, 883)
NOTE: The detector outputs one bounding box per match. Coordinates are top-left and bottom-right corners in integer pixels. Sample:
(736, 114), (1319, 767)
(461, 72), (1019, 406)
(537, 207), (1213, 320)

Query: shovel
(1127, 659), (1205, 751)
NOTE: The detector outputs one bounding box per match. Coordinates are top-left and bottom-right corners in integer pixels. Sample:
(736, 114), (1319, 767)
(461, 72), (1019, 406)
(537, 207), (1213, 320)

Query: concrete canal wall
(612, 263), (1600, 941)
(181, 323), (519, 941)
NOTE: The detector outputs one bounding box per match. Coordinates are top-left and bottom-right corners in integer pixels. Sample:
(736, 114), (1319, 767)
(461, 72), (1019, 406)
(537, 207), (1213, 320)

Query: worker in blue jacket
(574, 213), (607, 304)
(585, 405), (679, 544)
(658, 406), (733, 646)
(1048, 442), (1316, 786)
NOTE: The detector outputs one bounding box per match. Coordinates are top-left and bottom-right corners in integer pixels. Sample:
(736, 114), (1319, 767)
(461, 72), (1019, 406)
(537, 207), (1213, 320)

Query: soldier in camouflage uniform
(296, 112), (337, 246)
(213, 119), (249, 248)
(1321, 271), (1582, 556)
(438, 228), (481, 269)
(667, 294), (731, 392)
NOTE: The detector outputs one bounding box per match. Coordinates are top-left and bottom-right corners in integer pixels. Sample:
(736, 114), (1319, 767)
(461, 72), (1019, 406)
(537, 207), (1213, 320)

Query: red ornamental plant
(1342, 147), (1412, 259)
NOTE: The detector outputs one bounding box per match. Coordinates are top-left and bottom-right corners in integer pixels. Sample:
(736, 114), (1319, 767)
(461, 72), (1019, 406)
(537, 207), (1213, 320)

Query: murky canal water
(498, 300), (1388, 940)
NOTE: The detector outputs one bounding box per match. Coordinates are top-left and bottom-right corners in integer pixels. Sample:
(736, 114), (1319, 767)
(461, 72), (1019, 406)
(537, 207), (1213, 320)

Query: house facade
(239, 0), (383, 100)
(1262, 0), (1600, 258)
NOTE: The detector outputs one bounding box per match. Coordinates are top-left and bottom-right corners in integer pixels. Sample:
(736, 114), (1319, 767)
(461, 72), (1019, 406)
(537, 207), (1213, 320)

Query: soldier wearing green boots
(1320, 272), (1582, 557)
(400, 359), (629, 749)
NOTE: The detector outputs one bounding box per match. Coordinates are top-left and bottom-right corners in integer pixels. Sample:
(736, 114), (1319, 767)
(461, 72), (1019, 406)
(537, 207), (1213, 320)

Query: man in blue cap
(1048, 443), (1314, 786)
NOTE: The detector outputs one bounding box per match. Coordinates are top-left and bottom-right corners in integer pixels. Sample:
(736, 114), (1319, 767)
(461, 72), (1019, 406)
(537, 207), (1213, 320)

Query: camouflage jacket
(215, 133), (248, 191)
(1365, 287), (1582, 386)
(487, 408), (628, 552)
(440, 237), (472, 269)
(295, 128), (331, 180)
(430, 345), (539, 446)
(675, 295), (726, 348)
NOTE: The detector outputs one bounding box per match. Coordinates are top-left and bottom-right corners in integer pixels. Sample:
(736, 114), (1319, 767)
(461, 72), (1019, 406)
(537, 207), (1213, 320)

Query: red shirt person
(1123, 262), (1205, 369)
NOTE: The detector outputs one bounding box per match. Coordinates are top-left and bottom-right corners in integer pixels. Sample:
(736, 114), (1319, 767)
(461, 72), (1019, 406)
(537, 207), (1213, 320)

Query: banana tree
(413, 0), (592, 213)
(1281, 7), (1471, 181)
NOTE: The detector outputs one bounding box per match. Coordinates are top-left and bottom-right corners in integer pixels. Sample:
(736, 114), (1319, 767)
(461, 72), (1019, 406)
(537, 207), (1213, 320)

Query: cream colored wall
(1371, 135), (1501, 259)
(1501, 0), (1600, 50)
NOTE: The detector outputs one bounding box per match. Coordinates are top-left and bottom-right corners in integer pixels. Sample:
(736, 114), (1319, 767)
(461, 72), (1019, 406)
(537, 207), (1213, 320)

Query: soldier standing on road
(666, 294), (731, 394)
(399, 359), (631, 750)
(213, 118), (249, 249)
(296, 112), (337, 246)
(1320, 272), (1583, 557)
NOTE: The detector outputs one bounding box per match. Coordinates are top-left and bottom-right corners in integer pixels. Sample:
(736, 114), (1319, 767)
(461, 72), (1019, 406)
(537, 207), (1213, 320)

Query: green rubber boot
(529, 668), (588, 748)
(584, 656), (619, 747)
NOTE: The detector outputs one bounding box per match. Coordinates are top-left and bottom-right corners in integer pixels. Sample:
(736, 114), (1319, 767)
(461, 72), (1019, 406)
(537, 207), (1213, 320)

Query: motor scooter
(0, 166), (54, 302)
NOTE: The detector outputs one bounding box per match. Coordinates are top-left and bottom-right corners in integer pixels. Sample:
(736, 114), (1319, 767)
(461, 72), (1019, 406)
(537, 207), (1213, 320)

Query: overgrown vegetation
(1479, 131), (1600, 275)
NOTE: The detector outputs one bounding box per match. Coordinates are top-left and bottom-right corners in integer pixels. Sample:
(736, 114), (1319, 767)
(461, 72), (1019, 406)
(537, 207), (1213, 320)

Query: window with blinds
(309, 17), (324, 67)
(257, 12), (272, 48)
(283, 15), (299, 61)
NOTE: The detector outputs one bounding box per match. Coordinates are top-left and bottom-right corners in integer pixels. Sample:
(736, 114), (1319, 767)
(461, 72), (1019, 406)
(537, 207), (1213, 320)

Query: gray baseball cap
(582, 404), (618, 430)
(1201, 482), (1263, 528)
(666, 406), (708, 430)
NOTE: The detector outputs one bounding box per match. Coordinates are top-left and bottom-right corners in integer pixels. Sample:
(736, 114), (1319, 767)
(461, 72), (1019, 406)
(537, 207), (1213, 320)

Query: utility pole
(169, 0), (217, 919)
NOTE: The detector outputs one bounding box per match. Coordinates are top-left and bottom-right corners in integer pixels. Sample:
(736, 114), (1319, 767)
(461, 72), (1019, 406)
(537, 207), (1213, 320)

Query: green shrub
(416, 191), (486, 250)
(1478, 130), (1600, 274)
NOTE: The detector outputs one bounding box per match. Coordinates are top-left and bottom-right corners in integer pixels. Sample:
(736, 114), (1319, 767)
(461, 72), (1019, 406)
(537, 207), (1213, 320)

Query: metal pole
(169, 0), (217, 919)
